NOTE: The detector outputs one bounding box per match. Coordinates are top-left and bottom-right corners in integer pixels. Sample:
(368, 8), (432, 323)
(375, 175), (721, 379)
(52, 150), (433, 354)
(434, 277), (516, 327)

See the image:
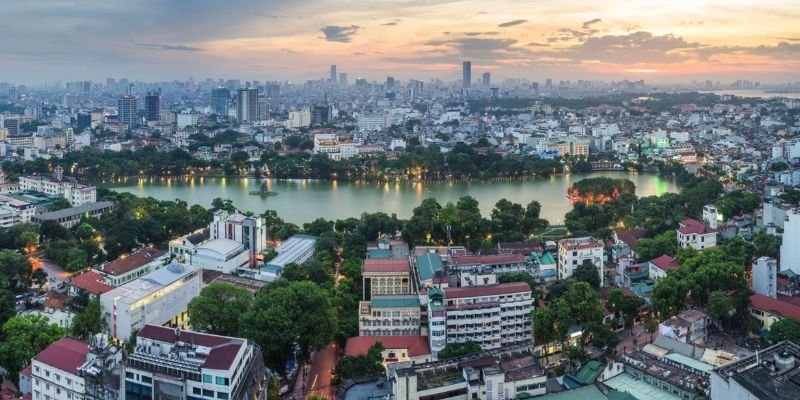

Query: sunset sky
(3, 0), (800, 84)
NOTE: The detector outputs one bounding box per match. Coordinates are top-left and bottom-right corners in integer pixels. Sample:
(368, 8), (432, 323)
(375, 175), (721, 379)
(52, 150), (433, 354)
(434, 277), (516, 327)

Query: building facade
(18, 167), (97, 206)
(358, 295), (421, 336)
(362, 258), (412, 300)
(557, 237), (605, 287)
(677, 218), (717, 250)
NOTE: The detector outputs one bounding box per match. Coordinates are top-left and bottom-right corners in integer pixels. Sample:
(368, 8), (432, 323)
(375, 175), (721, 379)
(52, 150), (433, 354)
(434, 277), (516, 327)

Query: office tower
(355, 78), (367, 88)
(339, 73), (348, 86)
(106, 78), (116, 91)
(211, 87), (230, 115)
(3, 118), (19, 136)
(7, 87), (16, 102)
(386, 76), (395, 90)
(144, 92), (160, 121)
(545, 78), (553, 88)
(236, 88), (259, 122)
(330, 65), (337, 85)
(531, 82), (539, 93)
(76, 113), (91, 133)
(462, 61), (472, 89)
(118, 95), (138, 129)
(265, 83), (281, 98)
(491, 87), (499, 98)
(482, 72), (491, 87)
(312, 105), (332, 125)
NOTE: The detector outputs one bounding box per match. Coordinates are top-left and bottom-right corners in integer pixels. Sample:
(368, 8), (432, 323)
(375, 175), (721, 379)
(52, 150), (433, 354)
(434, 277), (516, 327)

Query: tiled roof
(416, 253), (443, 281)
(445, 282), (531, 299)
(34, 337), (90, 374)
(345, 335), (430, 358)
(678, 218), (716, 235)
(138, 325), (245, 370)
(649, 255), (680, 271)
(43, 290), (72, 309)
(101, 248), (165, 276)
(615, 228), (648, 251)
(451, 254), (525, 266)
(750, 294), (800, 321)
(71, 271), (113, 295)
(363, 258), (410, 273)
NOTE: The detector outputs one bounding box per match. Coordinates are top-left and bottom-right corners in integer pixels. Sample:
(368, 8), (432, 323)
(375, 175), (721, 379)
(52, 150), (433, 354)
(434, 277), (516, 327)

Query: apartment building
(124, 325), (265, 400)
(19, 166), (96, 206)
(427, 283), (533, 357)
(358, 295), (421, 336)
(557, 237), (605, 287)
(676, 218), (717, 250)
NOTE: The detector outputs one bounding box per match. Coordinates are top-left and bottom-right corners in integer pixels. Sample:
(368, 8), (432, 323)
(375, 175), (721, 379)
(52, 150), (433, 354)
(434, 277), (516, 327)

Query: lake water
(701, 90), (800, 99)
(107, 172), (678, 225)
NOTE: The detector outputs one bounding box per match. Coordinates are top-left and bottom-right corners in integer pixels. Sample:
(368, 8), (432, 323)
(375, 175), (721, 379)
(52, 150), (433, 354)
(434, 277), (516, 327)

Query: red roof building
(345, 335), (431, 362)
(70, 271), (113, 295)
(34, 337), (91, 374)
(363, 258), (410, 274)
(100, 248), (165, 276)
(750, 294), (800, 331)
(678, 218), (716, 235)
(649, 255), (680, 271)
(451, 254), (525, 266)
(614, 228), (649, 252)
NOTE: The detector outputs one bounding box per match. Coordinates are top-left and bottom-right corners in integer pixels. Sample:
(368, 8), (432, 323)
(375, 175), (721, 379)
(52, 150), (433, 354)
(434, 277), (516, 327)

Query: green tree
(71, 298), (104, 340)
(49, 197), (72, 211)
(636, 231), (678, 261)
(0, 250), (32, 289)
(39, 220), (68, 242)
(65, 248), (89, 272)
(645, 317), (659, 343)
(240, 281), (337, 371)
(334, 342), (385, 379)
(0, 314), (66, 384)
(438, 341), (482, 359)
(0, 289), (15, 327)
(187, 283), (253, 337)
(768, 319), (800, 343)
(753, 232), (781, 258)
(573, 261), (601, 289)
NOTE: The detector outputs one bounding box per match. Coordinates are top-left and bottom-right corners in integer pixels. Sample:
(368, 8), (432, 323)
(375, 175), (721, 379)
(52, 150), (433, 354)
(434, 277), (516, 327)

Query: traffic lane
(307, 343), (337, 399)
(40, 259), (71, 286)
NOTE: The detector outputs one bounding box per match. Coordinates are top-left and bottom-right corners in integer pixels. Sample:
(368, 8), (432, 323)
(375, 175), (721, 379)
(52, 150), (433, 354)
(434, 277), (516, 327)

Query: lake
(700, 90), (800, 99)
(107, 172), (679, 225)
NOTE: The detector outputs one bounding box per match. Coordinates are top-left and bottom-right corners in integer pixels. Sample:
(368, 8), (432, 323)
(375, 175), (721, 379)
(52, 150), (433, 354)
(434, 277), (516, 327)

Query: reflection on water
(109, 172), (679, 225)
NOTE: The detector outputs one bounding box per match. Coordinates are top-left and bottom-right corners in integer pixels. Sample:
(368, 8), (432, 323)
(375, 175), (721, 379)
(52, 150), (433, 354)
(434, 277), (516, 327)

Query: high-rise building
(3, 118), (19, 136)
(386, 76), (395, 90)
(211, 87), (230, 115)
(7, 86), (16, 102)
(339, 73), (348, 86)
(236, 88), (258, 122)
(781, 209), (800, 274)
(144, 92), (160, 122)
(76, 113), (91, 133)
(265, 83), (280, 98)
(118, 95), (137, 129)
(482, 72), (491, 87)
(462, 61), (472, 89)
(312, 105), (332, 125)
(330, 65), (337, 85)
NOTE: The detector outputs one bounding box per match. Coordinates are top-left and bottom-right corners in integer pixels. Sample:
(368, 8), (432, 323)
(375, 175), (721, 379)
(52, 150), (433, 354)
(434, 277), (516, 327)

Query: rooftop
(451, 254), (525, 266)
(559, 237), (604, 251)
(34, 337), (90, 374)
(371, 295), (419, 309)
(603, 374), (681, 400)
(101, 261), (197, 305)
(614, 228), (649, 251)
(71, 270), (113, 295)
(363, 258), (410, 274)
(445, 282), (531, 299)
(101, 248), (165, 276)
(416, 253), (444, 281)
(649, 254), (680, 271)
(713, 340), (800, 400)
(345, 335), (430, 358)
(266, 234), (316, 268)
(750, 293), (800, 321)
(137, 324), (246, 371)
(197, 238), (244, 256)
(35, 201), (115, 221)
(678, 218), (717, 235)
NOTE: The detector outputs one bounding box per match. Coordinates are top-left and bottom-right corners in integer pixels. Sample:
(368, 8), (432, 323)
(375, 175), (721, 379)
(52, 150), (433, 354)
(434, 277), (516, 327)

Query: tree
(32, 268), (48, 287)
(71, 298), (104, 340)
(210, 198), (236, 213)
(438, 341), (482, 359)
(768, 319), (800, 343)
(65, 248), (89, 272)
(188, 283), (253, 337)
(39, 220), (68, 242)
(753, 232), (781, 258)
(0, 289), (15, 327)
(0, 314), (66, 384)
(49, 197), (72, 212)
(636, 231), (678, 261)
(645, 317), (659, 343)
(240, 281), (337, 371)
(334, 342), (385, 380)
(573, 261), (600, 289)
(0, 250), (32, 289)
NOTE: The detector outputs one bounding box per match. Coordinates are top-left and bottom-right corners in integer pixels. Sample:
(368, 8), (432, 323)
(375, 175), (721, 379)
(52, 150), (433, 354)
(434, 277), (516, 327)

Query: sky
(2, 0), (800, 84)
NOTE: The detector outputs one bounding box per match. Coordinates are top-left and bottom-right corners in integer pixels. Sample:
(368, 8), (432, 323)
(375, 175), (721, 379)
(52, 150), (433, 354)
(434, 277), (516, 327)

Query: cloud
(697, 41), (800, 61)
(382, 22), (398, 26)
(498, 19), (527, 28)
(133, 41), (204, 51)
(422, 37), (531, 60)
(280, 48), (297, 54)
(526, 42), (550, 47)
(352, 52), (366, 55)
(581, 18), (602, 29)
(771, 37), (800, 42)
(320, 25), (361, 42)
(562, 31), (700, 63)
(463, 31), (499, 36)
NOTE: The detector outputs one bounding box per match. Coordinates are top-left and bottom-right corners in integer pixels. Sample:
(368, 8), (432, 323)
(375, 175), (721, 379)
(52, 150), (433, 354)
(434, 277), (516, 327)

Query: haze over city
(3, 0), (800, 84)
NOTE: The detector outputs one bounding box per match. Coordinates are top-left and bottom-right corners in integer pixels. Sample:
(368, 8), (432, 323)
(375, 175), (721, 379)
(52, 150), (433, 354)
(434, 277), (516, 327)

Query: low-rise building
(30, 336), (122, 400)
(711, 340), (800, 400)
(677, 218), (717, 250)
(359, 295), (420, 336)
(557, 237), (605, 287)
(659, 309), (709, 344)
(19, 166), (96, 206)
(393, 345), (546, 400)
(257, 234), (316, 281)
(32, 201), (116, 228)
(101, 261), (201, 341)
(647, 254), (680, 280)
(124, 324), (266, 400)
(345, 335), (431, 366)
(450, 254), (528, 275)
(188, 238), (251, 274)
(97, 248), (167, 287)
(362, 258), (412, 300)
(749, 293), (800, 332)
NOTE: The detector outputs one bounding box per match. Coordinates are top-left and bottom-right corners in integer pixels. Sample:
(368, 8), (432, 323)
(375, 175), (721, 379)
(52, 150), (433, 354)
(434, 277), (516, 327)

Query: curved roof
(197, 238), (244, 256)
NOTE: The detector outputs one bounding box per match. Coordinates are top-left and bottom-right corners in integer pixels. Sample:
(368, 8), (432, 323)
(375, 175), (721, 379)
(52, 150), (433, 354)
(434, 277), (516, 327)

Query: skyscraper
(482, 72), (491, 87)
(118, 95), (138, 129)
(265, 83), (281, 98)
(211, 87), (230, 116)
(386, 76), (395, 90)
(330, 65), (337, 85)
(236, 88), (259, 122)
(144, 92), (160, 122)
(339, 73), (348, 86)
(462, 61), (472, 89)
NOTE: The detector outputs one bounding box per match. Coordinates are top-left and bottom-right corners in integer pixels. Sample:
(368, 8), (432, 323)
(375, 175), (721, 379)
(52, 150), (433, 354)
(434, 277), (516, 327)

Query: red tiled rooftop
(750, 294), (800, 321)
(34, 337), (90, 373)
(363, 258), (410, 273)
(614, 228), (649, 251)
(101, 248), (165, 276)
(649, 255), (680, 271)
(445, 282), (531, 299)
(71, 271), (113, 295)
(678, 218), (716, 235)
(451, 254), (525, 266)
(43, 290), (72, 309)
(345, 335), (430, 358)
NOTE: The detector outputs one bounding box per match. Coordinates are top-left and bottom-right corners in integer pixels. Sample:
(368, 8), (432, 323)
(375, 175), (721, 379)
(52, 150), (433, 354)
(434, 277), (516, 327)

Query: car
(545, 362), (556, 369)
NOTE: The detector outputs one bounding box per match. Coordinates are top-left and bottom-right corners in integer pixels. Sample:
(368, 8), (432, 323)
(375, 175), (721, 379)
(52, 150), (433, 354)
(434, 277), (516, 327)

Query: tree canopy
(188, 283), (253, 337)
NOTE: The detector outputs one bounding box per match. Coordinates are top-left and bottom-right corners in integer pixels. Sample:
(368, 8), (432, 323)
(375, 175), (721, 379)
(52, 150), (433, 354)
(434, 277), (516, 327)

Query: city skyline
(2, 0), (800, 84)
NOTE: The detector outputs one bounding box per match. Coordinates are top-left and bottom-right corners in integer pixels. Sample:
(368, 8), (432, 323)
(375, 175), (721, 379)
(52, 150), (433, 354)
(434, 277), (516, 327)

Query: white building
(97, 247), (168, 287)
(123, 325), (266, 400)
(258, 234), (317, 281)
(208, 210), (265, 266)
(781, 208), (800, 274)
(557, 237), (605, 287)
(176, 112), (199, 129)
(101, 261), (201, 341)
(30, 336), (122, 400)
(312, 133), (357, 160)
(357, 113), (388, 131)
(702, 204), (720, 230)
(752, 256), (778, 299)
(188, 238), (251, 274)
(18, 167), (96, 206)
(427, 283), (533, 358)
(677, 218), (717, 250)
(711, 341), (800, 400)
(286, 109), (311, 129)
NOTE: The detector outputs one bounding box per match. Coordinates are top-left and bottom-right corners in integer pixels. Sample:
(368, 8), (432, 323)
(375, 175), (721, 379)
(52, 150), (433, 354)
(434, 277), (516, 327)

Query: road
(39, 258), (71, 290)
(616, 324), (647, 354)
(284, 343), (338, 400)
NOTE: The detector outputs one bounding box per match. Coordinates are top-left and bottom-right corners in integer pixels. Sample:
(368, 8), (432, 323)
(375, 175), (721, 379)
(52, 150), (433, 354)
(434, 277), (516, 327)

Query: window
(193, 388), (202, 395)
(126, 372), (134, 379)
(215, 377), (229, 386)
(217, 393), (229, 400)
(203, 374), (213, 383)
(141, 376), (152, 384)
(203, 389), (214, 397)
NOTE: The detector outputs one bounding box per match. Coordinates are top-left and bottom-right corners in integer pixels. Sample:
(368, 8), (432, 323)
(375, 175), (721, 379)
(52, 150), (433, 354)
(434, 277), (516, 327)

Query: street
(616, 324), (647, 354)
(285, 343), (338, 400)
(39, 258), (71, 290)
